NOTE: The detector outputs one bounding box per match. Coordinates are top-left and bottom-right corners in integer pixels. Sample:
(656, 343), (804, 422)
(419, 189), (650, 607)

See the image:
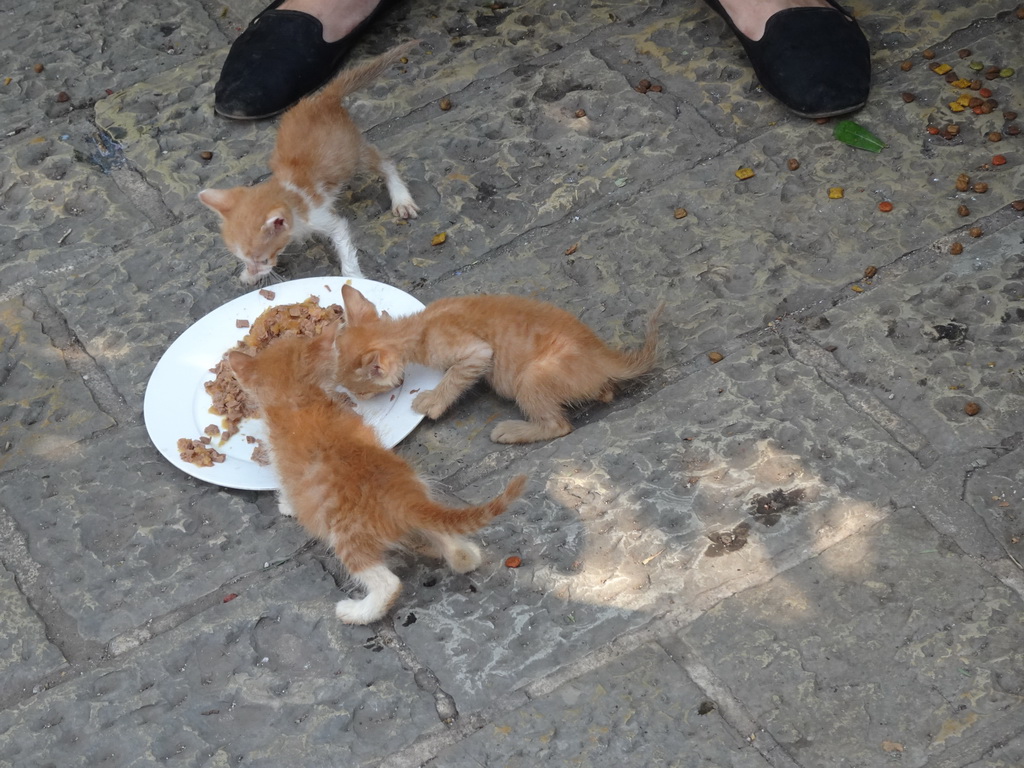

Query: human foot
(214, 0), (387, 120)
(715, 0), (831, 41)
(279, 0), (382, 42)
(703, 0), (871, 118)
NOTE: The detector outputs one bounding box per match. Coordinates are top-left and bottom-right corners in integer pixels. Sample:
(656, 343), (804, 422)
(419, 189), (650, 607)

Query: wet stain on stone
(929, 321), (968, 344)
(80, 129), (127, 173)
(697, 700), (717, 715)
(705, 522), (750, 557)
(402, 612), (417, 627)
(749, 487), (806, 526)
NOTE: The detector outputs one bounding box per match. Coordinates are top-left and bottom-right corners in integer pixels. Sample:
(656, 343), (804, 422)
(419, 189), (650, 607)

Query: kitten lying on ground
(228, 325), (526, 624)
(200, 41), (419, 284)
(332, 284), (665, 443)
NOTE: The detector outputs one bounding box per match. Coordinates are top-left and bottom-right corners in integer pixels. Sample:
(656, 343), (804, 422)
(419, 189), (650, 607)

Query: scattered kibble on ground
(951, 242), (964, 254)
(964, 402), (981, 416)
(878, 201), (893, 212)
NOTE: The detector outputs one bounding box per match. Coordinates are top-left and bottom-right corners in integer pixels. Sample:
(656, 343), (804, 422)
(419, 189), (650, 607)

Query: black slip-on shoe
(703, 0), (871, 119)
(214, 0), (388, 120)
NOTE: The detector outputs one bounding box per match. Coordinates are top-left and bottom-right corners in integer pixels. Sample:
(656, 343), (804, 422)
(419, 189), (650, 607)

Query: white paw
(335, 597), (387, 625)
(447, 540), (482, 574)
(393, 199), (419, 220)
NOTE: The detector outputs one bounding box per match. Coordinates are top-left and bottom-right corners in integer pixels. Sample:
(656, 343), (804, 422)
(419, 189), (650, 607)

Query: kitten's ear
(313, 321), (340, 352)
(226, 350), (255, 383)
(262, 209), (290, 238)
(342, 284), (380, 326)
(198, 188), (235, 217)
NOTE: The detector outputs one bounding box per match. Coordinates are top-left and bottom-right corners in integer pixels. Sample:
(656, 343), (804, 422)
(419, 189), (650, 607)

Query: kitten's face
(334, 284), (405, 398)
(333, 329), (405, 399)
(199, 187), (293, 284)
(229, 327), (339, 407)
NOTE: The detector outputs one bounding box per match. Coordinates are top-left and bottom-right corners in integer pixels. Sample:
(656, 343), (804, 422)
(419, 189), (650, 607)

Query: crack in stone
(21, 288), (135, 425)
(377, 619), (460, 726)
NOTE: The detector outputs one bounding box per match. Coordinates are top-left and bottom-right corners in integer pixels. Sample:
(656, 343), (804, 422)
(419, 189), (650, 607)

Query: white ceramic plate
(144, 277), (437, 490)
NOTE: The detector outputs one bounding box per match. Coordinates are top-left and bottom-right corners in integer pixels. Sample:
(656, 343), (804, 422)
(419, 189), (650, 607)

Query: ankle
(716, 0), (831, 40)
(279, 0), (381, 42)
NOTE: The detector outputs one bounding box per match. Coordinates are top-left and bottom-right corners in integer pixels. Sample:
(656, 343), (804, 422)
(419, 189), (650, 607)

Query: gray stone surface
(2, 0), (1024, 766)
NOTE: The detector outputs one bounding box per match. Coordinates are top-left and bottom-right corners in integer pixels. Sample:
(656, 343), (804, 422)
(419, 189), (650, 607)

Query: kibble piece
(1012, 200), (1024, 211)
(56, 91), (70, 102)
(33, 63), (44, 73)
(973, 182), (988, 193)
(735, 167), (755, 180)
(958, 204), (971, 217)
(964, 401), (981, 416)
(574, 108), (586, 118)
(900, 60), (913, 71)
(827, 187), (845, 199)
(674, 207), (688, 219)
(969, 227), (983, 238)
(958, 48), (971, 58)
(992, 154), (1008, 165)
(922, 49), (936, 59)
(901, 92), (916, 103)
(955, 173), (970, 191)
(989, 131), (1003, 142)
(878, 201), (894, 212)
(439, 97), (453, 111)
(708, 351), (724, 363)
(864, 265), (878, 278)
(1007, 125), (1021, 136)
(787, 158), (800, 171)
(1000, 68), (1015, 78)
(200, 150), (213, 161)
(950, 241), (964, 255)
(947, 124), (960, 136)
(1004, 111), (1018, 120)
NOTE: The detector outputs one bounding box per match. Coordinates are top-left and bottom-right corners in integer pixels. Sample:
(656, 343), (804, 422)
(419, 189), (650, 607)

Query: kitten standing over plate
(228, 326), (526, 624)
(200, 40), (420, 285)
(333, 284), (665, 444)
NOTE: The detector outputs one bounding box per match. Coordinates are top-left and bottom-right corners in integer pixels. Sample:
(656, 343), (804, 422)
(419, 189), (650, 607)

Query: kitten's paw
(392, 198), (419, 220)
(412, 390), (447, 419)
(447, 540), (482, 574)
(335, 598), (386, 625)
(491, 420), (570, 444)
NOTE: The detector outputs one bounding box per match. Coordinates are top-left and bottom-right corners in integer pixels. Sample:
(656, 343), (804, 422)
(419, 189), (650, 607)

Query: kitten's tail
(318, 40), (421, 103)
(414, 475), (527, 534)
(611, 301), (666, 381)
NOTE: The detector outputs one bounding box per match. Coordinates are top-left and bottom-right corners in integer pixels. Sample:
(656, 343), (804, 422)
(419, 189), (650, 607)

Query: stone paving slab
(802, 218), (1024, 457)
(0, 424), (308, 645)
(0, 562), (66, 703)
(677, 506), (1024, 768)
(0, 296), (115, 475)
(429, 641), (772, 768)
(0, 563), (438, 768)
(385, 332), (1011, 715)
(1, 0), (221, 130)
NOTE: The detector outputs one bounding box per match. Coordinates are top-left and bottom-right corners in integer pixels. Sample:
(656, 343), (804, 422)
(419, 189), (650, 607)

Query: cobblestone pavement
(3, 0), (1024, 766)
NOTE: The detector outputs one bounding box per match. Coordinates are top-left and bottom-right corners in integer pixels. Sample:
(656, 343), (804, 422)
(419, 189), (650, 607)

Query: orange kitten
(227, 326), (526, 624)
(333, 284), (664, 443)
(200, 41), (420, 284)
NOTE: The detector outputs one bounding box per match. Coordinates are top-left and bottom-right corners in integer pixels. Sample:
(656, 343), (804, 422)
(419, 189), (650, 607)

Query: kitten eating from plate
(227, 324), (526, 624)
(332, 284), (664, 443)
(200, 41), (420, 285)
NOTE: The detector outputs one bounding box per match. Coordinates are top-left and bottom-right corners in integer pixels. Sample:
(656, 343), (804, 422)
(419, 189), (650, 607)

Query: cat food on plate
(179, 296), (344, 464)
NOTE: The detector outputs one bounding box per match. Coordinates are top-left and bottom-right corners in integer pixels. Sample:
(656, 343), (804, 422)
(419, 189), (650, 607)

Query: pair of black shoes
(213, 0), (870, 120)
